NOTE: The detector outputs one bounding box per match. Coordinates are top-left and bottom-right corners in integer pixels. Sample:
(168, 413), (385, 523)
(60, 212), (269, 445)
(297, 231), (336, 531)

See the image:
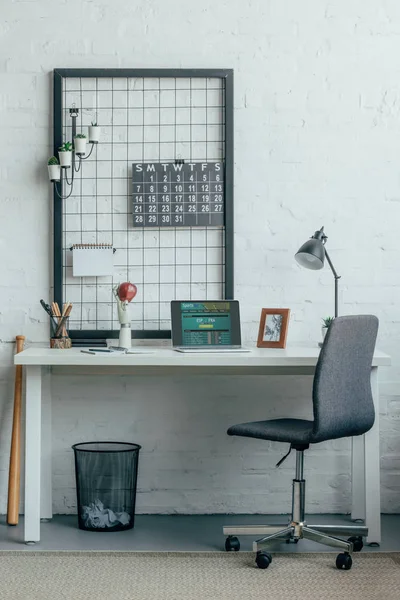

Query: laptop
(171, 300), (250, 353)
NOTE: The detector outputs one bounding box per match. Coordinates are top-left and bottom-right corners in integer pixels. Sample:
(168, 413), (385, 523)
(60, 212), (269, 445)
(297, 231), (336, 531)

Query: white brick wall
(0, 0), (399, 514)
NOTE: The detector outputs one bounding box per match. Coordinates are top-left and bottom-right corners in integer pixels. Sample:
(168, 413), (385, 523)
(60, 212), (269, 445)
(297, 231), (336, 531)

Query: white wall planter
(89, 126), (100, 143)
(322, 326), (328, 342)
(74, 137), (87, 154)
(48, 165), (60, 182)
(59, 150), (72, 168)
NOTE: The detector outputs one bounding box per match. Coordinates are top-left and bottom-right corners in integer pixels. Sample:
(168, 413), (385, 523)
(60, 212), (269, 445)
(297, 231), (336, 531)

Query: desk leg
(24, 366), (42, 543)
(351, 435), (365, 521)
(365, 366), (381, 544)
(41, 367), (52, 521)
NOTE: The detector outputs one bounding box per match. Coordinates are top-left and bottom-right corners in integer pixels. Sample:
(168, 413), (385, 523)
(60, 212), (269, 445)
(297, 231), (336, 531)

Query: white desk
(15, 346), (391, 545)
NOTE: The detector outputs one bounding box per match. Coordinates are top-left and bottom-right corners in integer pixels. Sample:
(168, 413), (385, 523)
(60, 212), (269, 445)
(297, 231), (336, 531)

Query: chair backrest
(311, 315), (378, 443)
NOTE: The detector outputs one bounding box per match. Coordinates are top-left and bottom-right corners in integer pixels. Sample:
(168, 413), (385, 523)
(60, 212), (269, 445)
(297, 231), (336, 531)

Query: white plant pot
(89, 125), (100, 143)
(322, 326), (328, 342)
(74, 137), (87, 155)
(58, 150), (72, 168)
(48, 164), (60, 182)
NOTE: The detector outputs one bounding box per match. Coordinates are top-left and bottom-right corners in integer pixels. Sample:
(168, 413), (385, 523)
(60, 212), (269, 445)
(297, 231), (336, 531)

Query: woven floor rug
(0, 551), (398, 600)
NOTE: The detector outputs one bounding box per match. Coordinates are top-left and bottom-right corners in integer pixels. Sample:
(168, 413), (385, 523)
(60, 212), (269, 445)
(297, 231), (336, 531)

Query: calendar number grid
(132, 162), (224, 228)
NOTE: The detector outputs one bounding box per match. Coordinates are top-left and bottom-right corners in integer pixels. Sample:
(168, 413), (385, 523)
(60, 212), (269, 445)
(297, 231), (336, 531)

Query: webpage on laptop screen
(180, 302), (232, 346)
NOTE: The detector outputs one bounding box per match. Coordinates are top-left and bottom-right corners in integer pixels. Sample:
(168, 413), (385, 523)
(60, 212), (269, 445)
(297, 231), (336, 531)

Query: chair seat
(227, 418), (314, 445)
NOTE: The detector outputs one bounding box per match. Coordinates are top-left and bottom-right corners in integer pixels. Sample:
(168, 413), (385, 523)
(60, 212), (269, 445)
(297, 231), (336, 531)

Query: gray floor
(0, 514), (399, 552)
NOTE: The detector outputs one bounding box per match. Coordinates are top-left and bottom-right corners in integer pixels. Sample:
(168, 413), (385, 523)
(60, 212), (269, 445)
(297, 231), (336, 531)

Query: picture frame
(257, 309), (290, 349)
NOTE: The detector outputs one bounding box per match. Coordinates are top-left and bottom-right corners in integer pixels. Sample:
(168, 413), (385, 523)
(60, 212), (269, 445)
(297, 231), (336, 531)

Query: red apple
(118, 282), (137, 302)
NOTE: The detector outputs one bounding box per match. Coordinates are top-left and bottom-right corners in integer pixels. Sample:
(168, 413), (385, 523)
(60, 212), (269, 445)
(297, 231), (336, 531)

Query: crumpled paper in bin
(81, 499), (131, 528)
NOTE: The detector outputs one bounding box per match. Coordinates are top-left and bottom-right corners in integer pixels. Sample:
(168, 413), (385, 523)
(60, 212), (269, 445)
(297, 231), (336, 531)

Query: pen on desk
(81, 350), (96, 355)
(88, 348), (112, 353)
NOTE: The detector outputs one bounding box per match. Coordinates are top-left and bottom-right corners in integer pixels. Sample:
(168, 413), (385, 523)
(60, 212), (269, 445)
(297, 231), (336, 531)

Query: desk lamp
(295, 226), (341, 318)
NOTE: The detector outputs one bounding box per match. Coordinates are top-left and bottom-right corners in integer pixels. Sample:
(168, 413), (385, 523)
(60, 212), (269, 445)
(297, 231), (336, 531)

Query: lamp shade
(295, 238), (325, 270)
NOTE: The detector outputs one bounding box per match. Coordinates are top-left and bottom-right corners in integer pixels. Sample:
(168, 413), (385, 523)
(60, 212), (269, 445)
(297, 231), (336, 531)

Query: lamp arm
(324, 249), (340, 318)
(324, 249), (340, 280)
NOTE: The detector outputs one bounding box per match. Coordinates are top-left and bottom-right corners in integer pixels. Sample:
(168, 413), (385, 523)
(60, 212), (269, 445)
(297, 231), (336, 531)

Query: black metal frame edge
(54, 68), (233, 79)
(224, 70), (234, 300)
(53, 70), (63, 311)
(71, 330), (171, 340)
(53, 68), (234, 341)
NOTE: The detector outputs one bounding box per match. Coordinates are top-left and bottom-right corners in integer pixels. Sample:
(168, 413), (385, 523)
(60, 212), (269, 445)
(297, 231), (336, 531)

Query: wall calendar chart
(132, 162), (224, 228)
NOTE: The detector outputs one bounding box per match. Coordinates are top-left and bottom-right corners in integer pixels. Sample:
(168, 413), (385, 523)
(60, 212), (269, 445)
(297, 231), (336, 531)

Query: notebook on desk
(171, 300), (250, 353)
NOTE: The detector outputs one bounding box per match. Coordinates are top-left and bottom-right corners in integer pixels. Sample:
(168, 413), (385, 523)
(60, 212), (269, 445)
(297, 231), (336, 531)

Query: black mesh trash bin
(72, 442), (141, 532)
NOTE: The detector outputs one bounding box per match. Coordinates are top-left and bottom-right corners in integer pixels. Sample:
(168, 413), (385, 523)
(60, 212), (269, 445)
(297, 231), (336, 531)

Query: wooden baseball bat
(7, 335), (25, 525)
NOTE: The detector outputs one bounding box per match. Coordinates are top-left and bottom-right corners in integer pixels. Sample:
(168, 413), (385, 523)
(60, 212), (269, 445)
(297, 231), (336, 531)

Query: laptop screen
(171, 301), (242, 347)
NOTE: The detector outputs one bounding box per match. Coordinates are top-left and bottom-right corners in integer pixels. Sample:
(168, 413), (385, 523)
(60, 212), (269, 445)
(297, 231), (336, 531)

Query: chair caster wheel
(225, 536), (240, 552)
(255, 551), (272, 569)
(348, 536), (363, 552)
(286, 538), (299, 544)
(336, 553), (352, 570)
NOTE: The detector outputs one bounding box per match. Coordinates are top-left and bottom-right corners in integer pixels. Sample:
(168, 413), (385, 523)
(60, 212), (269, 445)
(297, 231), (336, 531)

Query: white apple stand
(118, 323), (132, 349)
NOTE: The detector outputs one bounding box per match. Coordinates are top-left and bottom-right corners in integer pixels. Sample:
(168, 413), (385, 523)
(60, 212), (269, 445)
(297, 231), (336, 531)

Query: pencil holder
(50, 317), (72, 349)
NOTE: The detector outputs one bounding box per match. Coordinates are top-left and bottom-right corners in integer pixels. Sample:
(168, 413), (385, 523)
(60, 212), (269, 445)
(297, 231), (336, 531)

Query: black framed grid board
(53, 69), (234, 341)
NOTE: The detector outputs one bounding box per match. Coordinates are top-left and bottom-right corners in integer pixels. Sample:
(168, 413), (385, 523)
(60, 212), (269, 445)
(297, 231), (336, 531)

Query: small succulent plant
(48, 156), (59, 165)
(322, 316), (334, 328)
(91, 120), (98, 126)
(59, 141), (73, 152)
(75, 133), (87, 139)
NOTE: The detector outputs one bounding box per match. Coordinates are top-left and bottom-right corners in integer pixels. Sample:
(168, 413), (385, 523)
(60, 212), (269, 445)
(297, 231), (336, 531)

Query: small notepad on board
(72, 244), (114, 277)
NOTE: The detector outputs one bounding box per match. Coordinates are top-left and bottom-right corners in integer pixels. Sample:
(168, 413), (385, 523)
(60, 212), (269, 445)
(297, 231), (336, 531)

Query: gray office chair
(223, 315), (378, 571)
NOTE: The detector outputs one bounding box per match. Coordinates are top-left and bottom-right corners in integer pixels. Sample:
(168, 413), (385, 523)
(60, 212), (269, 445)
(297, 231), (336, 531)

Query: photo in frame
(257, 308), (290, 348)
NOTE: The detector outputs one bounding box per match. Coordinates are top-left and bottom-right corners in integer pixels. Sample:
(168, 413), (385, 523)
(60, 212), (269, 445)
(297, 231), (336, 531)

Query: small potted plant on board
(58, 141), (73, 168)
(47, 156), (60, 182)
(74, 133), (87, 155)
(321, 316), (334, 342)
(89, 120), (100, 143)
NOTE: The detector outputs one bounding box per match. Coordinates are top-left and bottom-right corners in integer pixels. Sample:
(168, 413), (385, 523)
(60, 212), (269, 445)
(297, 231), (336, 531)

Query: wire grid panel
(61, 75), (228, 333)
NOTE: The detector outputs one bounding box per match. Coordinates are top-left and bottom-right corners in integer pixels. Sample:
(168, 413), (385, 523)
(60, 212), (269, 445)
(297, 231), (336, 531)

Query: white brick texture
(0, 0), (399, 515)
